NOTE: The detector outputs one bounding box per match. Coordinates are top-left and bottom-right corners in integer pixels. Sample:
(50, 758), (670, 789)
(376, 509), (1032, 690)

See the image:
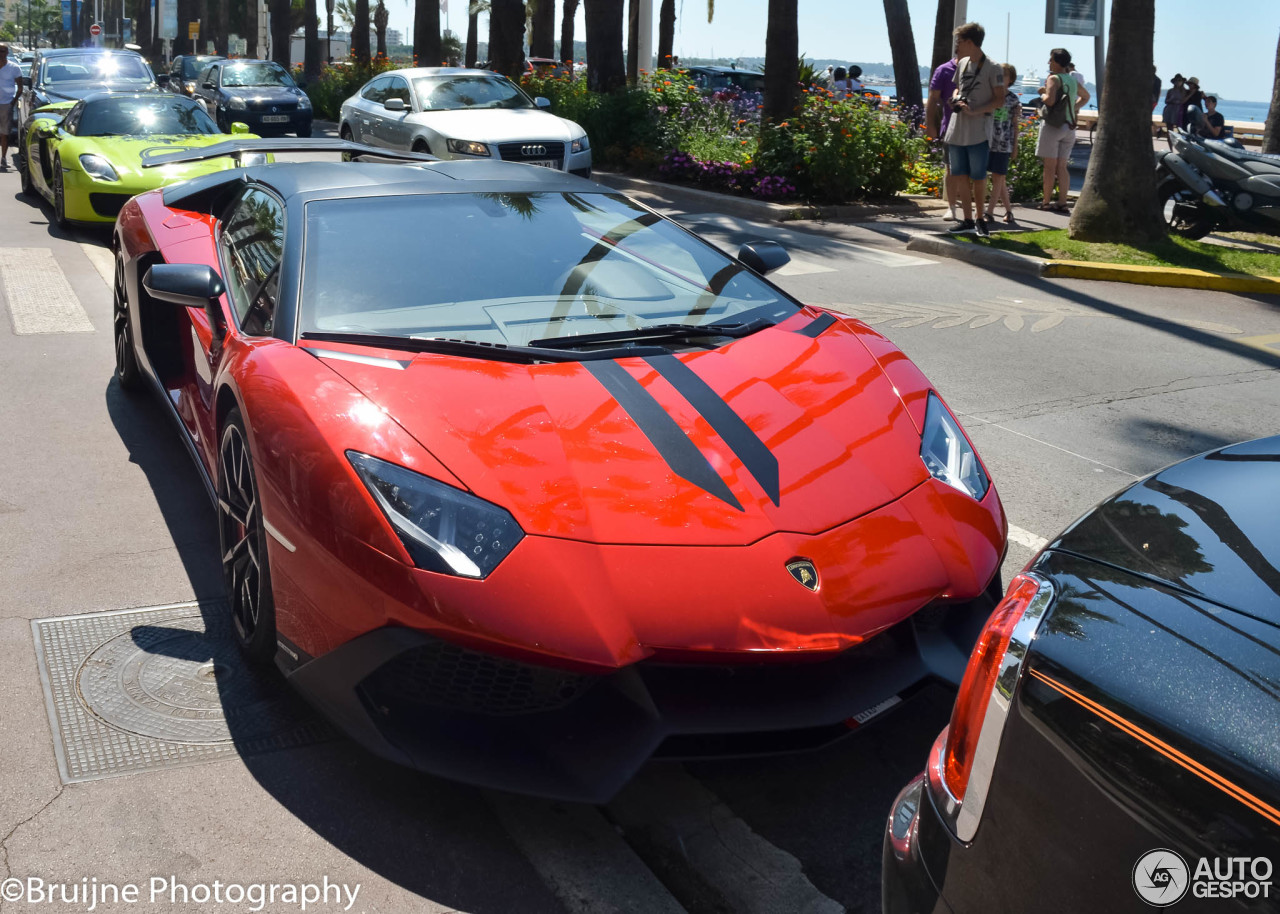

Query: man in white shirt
(0, 45), (21, 170)
(942, 22), (1005, 237)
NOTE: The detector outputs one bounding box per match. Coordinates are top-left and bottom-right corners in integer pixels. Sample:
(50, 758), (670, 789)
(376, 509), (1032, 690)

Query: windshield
(411, 75), (532, 111)
(181, 57), (220, 78)
(43, 54), (152, 85)
(300, 192), (795, 346)
(222, 63), (293, 88)
(75, 96), (219, 136)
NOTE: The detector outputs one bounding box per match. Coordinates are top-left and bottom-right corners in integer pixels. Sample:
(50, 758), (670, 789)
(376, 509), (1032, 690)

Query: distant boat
(1018, 68), (1042, 93)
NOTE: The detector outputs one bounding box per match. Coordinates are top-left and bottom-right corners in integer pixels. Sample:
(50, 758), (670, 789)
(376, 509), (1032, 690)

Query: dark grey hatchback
(192, 59), (313, 137)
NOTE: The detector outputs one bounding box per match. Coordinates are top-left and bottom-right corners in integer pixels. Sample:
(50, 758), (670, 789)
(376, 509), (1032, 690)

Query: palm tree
(657, 0), (674, 68)
(882, 0), (921, 114)
(487, 0), (524, 77)
(530, 0), (554, 58)
(584, 0), (623, 92)
(133, 0), (153, 57)
(305, 0), (323, 79)
(1069, 0), (1165, 242)
(626, 0), (638, 81)
(415, 0), (441, 66)
(353, 0), (370, 63)
(270, 0), (293, 64)
(930, 0), (955, 74)
(467, 0), (488, 66)
(1265, 30), (1280, 154)
(762, 0), (797, 124)
(375, 0), (388, 57)
(559, 0), (577, 64)
(214, 0), (229, 54)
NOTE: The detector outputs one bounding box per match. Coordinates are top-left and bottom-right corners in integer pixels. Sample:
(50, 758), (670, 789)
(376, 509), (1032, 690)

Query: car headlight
(297, 93), (311, 108)
(920, 393), (989, 500)
(183, 80), (197, 93)
(227, 96), (247, 110)
(348, 451), (524, 578)
(78, 153), (119, 182)
(239, 152), (268, 166)
(446, 138), (490, 156)
(571, 135), (590, 154)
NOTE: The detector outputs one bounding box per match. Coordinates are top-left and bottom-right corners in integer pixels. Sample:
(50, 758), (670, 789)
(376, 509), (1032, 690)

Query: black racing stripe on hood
(585, 360), (744, 511)
(644, 354), (780, 506)
(796, 313), (835, 338)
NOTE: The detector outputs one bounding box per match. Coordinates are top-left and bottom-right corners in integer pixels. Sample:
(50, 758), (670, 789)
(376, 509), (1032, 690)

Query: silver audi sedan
(339, 67), (591, 176)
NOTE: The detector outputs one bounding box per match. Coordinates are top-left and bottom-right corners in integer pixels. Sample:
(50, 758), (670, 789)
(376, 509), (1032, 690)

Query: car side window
(221, 189), (285, 336)
(62, 106), (81, 134)
(205, 65), (219, 88)
(386, 76), (411, 106)
(362, 77), (389, 103)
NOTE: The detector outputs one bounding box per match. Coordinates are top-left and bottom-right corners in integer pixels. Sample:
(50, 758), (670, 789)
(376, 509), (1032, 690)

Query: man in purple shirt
(927, 54), (960, 221)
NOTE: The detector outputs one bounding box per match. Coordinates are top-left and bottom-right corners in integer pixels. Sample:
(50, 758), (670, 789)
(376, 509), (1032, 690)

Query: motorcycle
(1154, 107), (1280, 239)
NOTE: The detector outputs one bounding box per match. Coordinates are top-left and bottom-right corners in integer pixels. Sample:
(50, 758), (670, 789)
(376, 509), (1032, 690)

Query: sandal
(1037, 201), (1054, 210)
(1051, 203), (1071, 213)
(1002, 211), (1016, 224)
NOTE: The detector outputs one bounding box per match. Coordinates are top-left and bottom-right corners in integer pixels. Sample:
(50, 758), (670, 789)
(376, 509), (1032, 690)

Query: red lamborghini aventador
(113, 139), (1007, 801)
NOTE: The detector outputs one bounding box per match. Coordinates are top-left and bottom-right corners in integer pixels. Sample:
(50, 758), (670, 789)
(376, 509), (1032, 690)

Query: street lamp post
(325, 0), (333, 63)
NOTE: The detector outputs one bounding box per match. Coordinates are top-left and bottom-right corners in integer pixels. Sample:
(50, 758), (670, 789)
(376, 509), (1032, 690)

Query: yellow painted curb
(1043, 260), (1280, 294)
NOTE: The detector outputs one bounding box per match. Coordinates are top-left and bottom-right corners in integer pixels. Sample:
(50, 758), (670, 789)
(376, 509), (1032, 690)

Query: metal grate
(90, 193), (132, 218)
(497, 141), (566, 162)
(32, 602), (331, 784)
(361, 639), (592, 716)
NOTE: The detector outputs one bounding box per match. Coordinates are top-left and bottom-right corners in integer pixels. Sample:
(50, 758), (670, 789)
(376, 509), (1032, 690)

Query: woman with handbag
(1036, 48), (1090, 212)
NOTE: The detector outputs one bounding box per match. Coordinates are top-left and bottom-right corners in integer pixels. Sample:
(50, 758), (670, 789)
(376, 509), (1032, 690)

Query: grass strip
(956, 229), (1280, 276)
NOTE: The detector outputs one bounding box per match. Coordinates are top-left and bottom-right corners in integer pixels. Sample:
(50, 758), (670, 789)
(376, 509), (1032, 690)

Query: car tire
(218, 408), (278, 666)
(216, 110), (230, 133)
(18, 148), (32, 196)
(113, 252), (143, 393)
(412, 140), (429, 155)
(52, 156), (67, 228)
(340, 125), (353, 161)
(297, 125), (312, 138)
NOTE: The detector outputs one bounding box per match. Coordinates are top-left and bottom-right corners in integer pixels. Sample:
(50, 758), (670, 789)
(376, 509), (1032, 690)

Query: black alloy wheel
(217, 409), (277, 664)
(113, 253), (143, 391)
(17, 145), (31, 195)
(52, 156), (67, 228)
(1158, 178), (1214, 240)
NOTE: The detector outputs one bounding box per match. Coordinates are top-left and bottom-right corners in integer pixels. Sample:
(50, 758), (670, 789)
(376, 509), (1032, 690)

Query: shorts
(987, 151), (1011, 175)
(948, 141), (990, 181)
(0, 104), (11, 137)
(1036, 121), (1076, 160)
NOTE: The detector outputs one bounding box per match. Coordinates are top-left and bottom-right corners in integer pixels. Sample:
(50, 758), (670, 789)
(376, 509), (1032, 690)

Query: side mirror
(384, 97), (406, 111)
(203, 81), (215, 89)
(143, 263), (227, 341)
(534, 96), (551, 110)
(36, 120), (59, 137)
(156, 73), (170, 86)
(737, 240), (790, 275)
(230, 122), (250, 135)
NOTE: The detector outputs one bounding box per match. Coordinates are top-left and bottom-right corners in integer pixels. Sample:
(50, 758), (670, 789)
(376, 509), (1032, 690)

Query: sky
(388, 0), (1278, 104)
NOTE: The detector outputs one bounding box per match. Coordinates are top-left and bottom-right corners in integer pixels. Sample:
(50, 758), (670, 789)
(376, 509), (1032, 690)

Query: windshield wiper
(299, 331), (672, 364)
(530, 317), (774, 350)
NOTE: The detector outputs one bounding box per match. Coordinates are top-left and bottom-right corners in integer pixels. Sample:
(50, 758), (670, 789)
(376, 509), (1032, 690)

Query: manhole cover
(33, 602), (332, 783)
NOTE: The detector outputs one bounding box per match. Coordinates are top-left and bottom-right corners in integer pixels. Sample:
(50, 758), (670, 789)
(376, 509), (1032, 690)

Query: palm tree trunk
(882, 0), (921, 115)
(762, 0), (797, 125)
(305, 0), (322, 77)
(530, 0), (554, 58)
(245, 0), (259, 57)
(656, 0), (674, 69)
(559, 0), (577, 64)
(352, 0), (369, 63)
(270, 0), (292, 62)
(134, 0), (153, 56)
(466, 10), (479, 65)
(487, 0), (524, 78)
(584, 0), (624, 92)
(415, 0), (441, 66)
(626, 0), (639, 81)
(195, 0), (208, 52)
(1069, 0), (1164, 242)
(930, 0), (954, 74)
(215, 0), (229, 54)
(1264, 30), (1280, 154)
(374, 0), (387, 57)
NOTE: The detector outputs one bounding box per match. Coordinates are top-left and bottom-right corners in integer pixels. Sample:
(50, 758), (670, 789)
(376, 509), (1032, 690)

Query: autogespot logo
(1133, 849), (1190, 906)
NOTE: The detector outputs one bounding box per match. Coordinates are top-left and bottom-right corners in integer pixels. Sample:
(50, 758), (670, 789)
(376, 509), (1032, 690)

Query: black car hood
(1050, 435), (1280, 627)
(40, 84), (156, 104)
(224, 86), (301, 102)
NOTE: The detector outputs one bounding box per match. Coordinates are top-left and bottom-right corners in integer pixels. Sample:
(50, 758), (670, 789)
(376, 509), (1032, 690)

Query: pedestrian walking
(1036, 47), (1089, 212)
(926, 53), (960, 221)
(943, 22), (1005, 236)
(0, 44), (20, 171)
(1162, 74), (1187, 131)
(985, 63), (1021, 225)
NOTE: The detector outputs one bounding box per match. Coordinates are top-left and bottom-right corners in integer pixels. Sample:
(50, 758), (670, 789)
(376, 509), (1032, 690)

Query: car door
(353, 76), (390, 145)
(196, 64), (219, 115)
(183, 186), (286, 469)
(373, 75), (413, 149)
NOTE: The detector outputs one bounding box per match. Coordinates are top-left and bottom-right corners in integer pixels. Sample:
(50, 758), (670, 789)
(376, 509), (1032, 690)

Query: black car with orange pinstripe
(883, 435), (1280, 912)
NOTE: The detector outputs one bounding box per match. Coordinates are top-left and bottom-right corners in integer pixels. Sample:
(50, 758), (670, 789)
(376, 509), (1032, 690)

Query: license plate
(261, 115), (289, 123)
(527, 159), (560, 169)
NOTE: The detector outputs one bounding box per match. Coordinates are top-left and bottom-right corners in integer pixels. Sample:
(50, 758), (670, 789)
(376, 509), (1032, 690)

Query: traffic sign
(89, 22), (102, 35)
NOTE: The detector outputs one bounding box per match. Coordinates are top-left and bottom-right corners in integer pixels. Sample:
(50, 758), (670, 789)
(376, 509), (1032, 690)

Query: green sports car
(19, 90), (264, 227)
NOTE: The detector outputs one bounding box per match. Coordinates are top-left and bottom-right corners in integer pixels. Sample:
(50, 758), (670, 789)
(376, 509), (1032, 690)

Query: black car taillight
(926, 572), (1055, 841)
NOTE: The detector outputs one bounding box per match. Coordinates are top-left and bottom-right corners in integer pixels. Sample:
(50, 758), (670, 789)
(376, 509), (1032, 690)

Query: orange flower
(778, 121), (788, 127)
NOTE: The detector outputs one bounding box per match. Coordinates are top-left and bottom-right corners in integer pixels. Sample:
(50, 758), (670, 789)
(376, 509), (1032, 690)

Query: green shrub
(301, 55), (403, 122)
(1008, 124), (1044, 202)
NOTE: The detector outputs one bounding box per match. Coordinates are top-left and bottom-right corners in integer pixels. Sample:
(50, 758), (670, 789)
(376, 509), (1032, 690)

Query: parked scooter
(1155, 108), (1280, 239)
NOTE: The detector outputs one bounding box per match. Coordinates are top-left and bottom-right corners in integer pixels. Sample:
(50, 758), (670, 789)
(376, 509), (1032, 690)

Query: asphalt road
(0, 152), (1277, 914)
